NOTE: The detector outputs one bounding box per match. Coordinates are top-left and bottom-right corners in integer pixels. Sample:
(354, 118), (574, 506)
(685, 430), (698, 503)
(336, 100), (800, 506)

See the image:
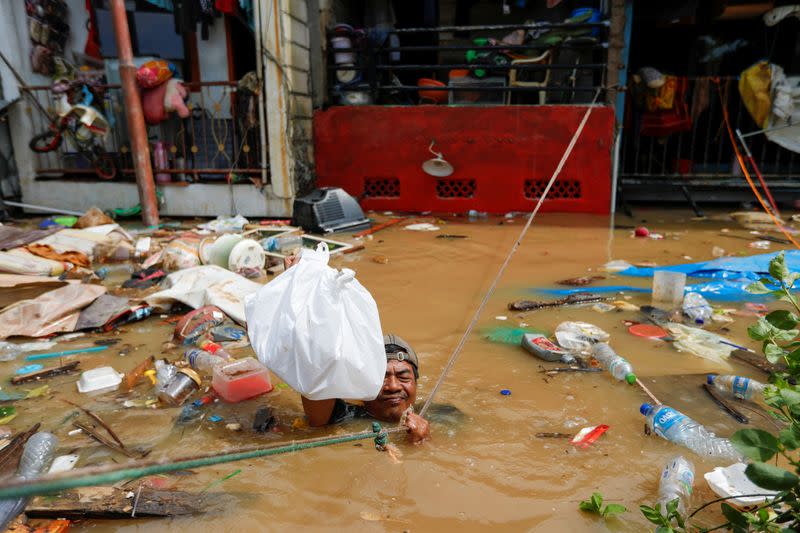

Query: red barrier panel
(314, 105), (614, 214)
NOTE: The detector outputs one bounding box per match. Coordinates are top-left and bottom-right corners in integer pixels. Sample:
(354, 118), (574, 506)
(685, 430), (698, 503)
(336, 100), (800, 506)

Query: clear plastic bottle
(656, 455), (694, 517)
(707, 374), (766, 402)
(154, 360), (177, 393)
(640, 403), (743, 462)
(0, 432), (58, 530)
(198, 340), (233, 361)
(185, 347), (228, 372)
(682, 292), (712, 325)
(591, 343), (637, 384)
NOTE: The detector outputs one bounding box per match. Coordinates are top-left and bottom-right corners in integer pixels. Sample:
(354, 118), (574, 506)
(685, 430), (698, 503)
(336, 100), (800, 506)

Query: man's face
(364, 360), (417, 423)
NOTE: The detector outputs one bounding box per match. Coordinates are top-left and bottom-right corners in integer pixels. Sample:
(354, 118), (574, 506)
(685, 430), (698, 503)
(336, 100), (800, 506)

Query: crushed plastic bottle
(154, 360), (178, 393)
(707, 375), (767, 402)
(656, 455), (694, 517)
(554, 321), (610, 354)
(640, 403), (743, 462)
(591, 343), (636, 384)
(682, 292), (712, 325)
(0, 432), (58, 530)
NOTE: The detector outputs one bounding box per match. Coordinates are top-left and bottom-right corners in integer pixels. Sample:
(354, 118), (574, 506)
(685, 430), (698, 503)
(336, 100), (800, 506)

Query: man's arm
(301, 396), (336, 427)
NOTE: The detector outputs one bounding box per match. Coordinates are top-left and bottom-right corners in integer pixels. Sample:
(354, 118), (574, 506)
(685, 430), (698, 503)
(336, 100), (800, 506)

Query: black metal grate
(363, 177), (401, 198)
(524, 179), (582, 199)
(436, 179), (476, 198)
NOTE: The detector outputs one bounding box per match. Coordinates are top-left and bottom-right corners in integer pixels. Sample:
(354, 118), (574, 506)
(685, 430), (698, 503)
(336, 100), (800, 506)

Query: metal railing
(326, 20), (609, 106)
(22, 81), (267, 183)
(620, 76), (798, 186)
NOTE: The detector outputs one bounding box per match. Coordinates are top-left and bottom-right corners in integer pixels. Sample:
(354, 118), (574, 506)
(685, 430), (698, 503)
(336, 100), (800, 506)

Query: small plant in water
(578, 492), (627, 518)
(640, 499), (687, 533)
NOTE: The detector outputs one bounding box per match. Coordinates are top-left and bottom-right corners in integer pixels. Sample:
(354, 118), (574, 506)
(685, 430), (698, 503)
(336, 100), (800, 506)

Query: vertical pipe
(109, 0), (159, 227)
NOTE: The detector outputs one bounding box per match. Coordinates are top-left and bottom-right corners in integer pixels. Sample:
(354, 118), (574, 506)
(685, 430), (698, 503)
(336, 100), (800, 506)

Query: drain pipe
(109, 0), (159, 227)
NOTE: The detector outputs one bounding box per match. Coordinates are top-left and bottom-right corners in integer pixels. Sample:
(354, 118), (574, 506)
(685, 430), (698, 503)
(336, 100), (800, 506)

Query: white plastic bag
(244, 243), (385, 401)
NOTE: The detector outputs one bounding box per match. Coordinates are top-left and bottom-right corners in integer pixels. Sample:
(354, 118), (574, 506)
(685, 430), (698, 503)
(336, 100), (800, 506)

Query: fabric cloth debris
(75, 295), (132, 331)
(0, 275), (68, 309)
(197, 215), (249, 233)
(0, 283), (106, 340)
(0, 227), (59, 251)
(146, 265), (261, 324)
(25, 244), (91, 268)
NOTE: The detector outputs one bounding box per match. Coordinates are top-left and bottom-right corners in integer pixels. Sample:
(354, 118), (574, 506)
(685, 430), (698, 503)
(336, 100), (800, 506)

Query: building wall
(0, 0), (309, 217)
(282, 0), (315, 194)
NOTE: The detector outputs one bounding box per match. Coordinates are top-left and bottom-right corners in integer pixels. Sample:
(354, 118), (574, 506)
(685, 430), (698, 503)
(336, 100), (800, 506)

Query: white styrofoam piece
(76, 366), (123, 394)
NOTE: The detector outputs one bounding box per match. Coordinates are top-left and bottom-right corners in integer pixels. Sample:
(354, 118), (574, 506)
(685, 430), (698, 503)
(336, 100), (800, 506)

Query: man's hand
(403, 413), (430, 444)
(283, 254), (300, 270)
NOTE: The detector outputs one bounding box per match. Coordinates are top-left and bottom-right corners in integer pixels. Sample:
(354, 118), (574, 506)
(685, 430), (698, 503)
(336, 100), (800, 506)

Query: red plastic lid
(628, 323), (668, 338)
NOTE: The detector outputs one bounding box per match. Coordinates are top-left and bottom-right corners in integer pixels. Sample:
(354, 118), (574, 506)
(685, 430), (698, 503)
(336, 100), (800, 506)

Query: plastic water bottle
(591, 343), (636, 384)
(198, 340), (233, 361)
(682, 292), (712, 325)
(640, 403), (743, 461)
(656, 455), (694, 517)
(707, 374), (766, 402)
(185, 348), (227, 372)
(0, 432), (58, 530)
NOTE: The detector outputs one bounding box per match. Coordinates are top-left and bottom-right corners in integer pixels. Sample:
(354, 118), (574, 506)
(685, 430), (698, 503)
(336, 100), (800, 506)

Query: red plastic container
(212, 358), (273, 402)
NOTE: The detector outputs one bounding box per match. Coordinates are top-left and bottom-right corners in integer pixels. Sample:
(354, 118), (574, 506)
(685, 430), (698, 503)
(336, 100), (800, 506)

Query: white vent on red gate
(363, 177), (401, 198)
(524, 179), (582, 200)
(436, 179), (476, 198)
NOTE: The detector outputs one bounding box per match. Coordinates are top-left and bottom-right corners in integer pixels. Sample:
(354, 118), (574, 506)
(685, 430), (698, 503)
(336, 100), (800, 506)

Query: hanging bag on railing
(244, 243), (386, 401)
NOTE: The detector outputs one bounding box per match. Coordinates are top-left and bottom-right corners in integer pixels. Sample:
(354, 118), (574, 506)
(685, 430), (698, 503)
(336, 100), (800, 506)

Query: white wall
(193, 19), (232, 118)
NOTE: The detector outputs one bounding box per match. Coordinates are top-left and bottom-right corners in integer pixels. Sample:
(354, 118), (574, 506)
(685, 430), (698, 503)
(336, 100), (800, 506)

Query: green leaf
(591, 492), (602, 511)
(786, 271), (800, 288)
(745, 462), (800, 490)
(773, 328), (800, 343)
(665, 497), (678, 516)
(602, 503), (626, 517)
(747, 280), (773, 295)
(731, 428), (779, 461)
(639, 504), (665, 525)
(749, 318), (774, 341)
(0, 406), (14, 418)
(769, 253), (789, 284)
(766, 310), (800, 330)
(780, 425), (800, 451)
(722, 503), (749, 528)
(780, 388), (800, 415)
(578, 501), (597, 514)
(766, 343), (787, 364)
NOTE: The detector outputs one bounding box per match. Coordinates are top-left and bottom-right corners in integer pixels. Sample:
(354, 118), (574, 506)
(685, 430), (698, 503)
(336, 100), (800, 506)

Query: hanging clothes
(639, 76), (692, 137)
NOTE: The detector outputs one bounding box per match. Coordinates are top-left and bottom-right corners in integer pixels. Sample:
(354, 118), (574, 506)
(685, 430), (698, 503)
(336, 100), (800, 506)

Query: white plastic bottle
(591, 343), (636, 384)
(640, 403), (743, 462)
(707, 374), (766, 402)
(682, 292), (712, 325)
(656, 455), (695, 517)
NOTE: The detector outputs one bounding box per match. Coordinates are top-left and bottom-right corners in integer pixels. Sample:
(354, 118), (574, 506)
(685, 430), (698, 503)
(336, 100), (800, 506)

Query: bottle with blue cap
(707, 374), (766, 402)
(640, 403), (742, 461)
(591, 343), (636, 384)
(682, 293), (713, 325)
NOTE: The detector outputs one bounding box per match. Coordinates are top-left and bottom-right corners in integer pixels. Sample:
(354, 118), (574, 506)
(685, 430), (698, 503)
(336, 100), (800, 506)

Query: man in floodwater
(282, 255), (430, 443)
(300, 334), (431, 443)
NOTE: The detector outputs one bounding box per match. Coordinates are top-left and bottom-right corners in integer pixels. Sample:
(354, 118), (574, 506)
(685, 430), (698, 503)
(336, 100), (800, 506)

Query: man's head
(364, 334), (419, 423)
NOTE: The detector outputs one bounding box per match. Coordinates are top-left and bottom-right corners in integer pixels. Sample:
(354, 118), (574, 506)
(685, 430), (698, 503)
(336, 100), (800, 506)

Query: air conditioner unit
(292, 187), (371, 234)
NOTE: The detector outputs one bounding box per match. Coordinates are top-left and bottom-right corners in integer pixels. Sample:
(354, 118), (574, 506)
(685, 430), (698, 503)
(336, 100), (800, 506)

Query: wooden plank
(26, 487), (204, 519)
(11, 362), (79, 385)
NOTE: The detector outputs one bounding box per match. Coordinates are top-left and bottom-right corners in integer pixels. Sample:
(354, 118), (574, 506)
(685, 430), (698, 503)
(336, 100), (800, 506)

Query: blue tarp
(537, 280), (781, 302)
(617, 250), (800, 280)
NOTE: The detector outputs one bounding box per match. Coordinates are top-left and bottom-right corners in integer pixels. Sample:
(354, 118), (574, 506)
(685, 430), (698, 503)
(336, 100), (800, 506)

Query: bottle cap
(625, 373), (637, 385)
(706, 374), (716, 385)
(640, 403), (652, 415)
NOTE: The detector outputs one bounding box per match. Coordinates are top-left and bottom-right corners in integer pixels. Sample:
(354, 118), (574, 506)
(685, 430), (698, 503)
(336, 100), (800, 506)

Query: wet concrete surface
(1, 208), (792, 531)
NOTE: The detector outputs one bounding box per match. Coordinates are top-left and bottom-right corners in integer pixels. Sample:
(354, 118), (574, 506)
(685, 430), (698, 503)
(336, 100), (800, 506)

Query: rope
(635, 378), (661, 405)
(419, 88), (603, 417)
(716, 80), (800, 250)
(0, 424), (402, 500)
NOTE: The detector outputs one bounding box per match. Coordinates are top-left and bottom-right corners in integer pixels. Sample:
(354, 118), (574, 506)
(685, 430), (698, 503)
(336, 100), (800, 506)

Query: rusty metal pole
(109, 0), (159, 227)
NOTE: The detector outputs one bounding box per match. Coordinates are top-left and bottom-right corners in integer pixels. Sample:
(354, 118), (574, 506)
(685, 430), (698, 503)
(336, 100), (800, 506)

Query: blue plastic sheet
(537, 280), (788, 302)
(617, 250), (800, 280)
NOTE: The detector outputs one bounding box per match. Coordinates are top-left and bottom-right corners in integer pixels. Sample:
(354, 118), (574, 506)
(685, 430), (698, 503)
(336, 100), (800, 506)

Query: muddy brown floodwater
(3, 208), (790, 532)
